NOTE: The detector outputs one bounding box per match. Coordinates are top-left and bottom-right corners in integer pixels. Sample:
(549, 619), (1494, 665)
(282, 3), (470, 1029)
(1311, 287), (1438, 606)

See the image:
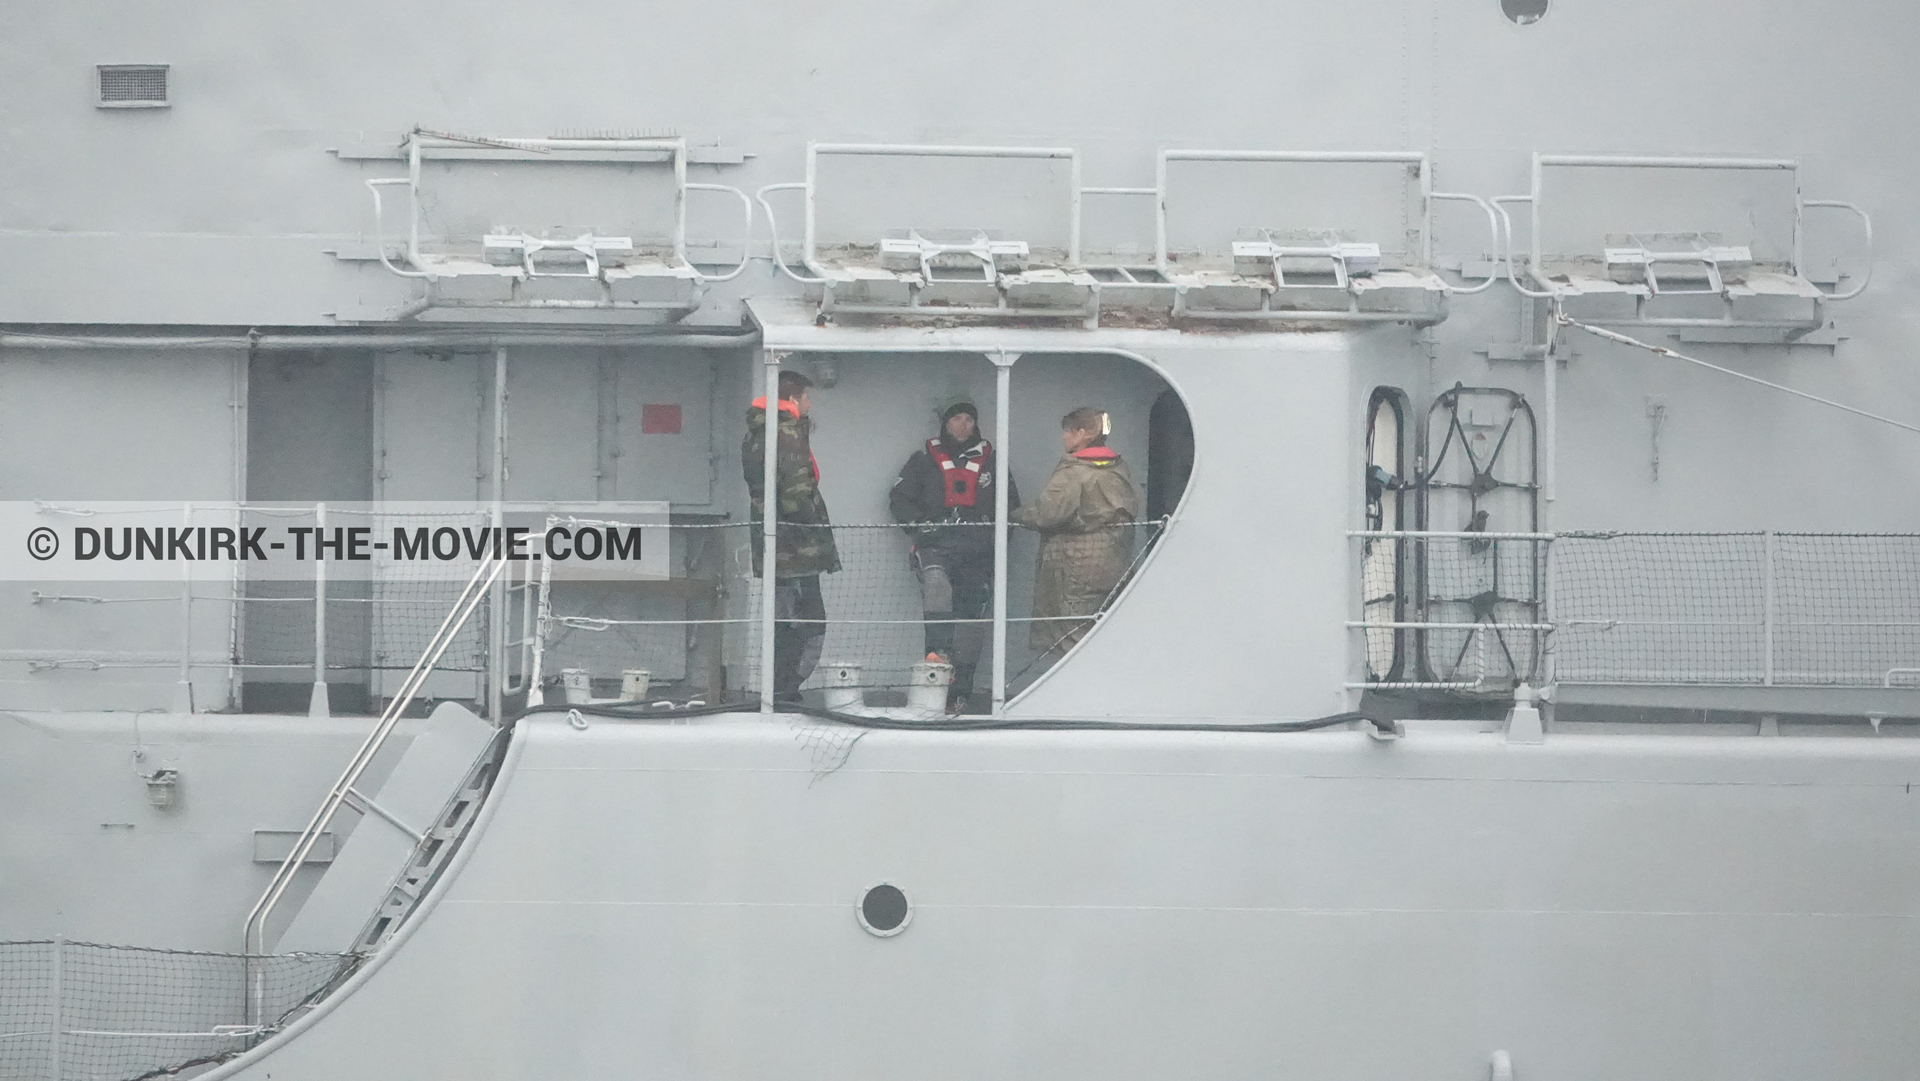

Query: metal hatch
(1415, 385), (1543, 690)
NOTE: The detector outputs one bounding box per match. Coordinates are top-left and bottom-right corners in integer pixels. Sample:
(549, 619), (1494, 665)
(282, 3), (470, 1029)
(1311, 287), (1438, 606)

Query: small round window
(1502, 0), (1548, 24)
(858, 883), (911, 937)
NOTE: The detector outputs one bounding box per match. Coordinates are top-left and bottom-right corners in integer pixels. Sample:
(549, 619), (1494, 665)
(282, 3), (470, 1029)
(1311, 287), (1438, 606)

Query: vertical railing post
(526, 549), (553, 706)
(1542, 535), (1557, 693)
(760, 352), (781, 712)
(48, 935), (63, 1081)
(308, 502), (329, 718)
(488, 346), (509, 723)
(1763, 529), (1776, 686)
(990, 351), (1017, 715)
(174, 503), (195, 713)
(1539, 250), (1559, 718)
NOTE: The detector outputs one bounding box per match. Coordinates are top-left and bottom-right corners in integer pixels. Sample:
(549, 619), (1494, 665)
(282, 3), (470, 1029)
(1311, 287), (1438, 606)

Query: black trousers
(772, 575), (826, 696)
(912, 549), (992, 697)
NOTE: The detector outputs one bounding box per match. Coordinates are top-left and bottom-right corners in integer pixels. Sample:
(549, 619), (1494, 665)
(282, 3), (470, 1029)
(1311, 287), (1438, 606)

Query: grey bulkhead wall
(1010, 339), (1356, 721)
(370, 343), (742, 684)
(368, 344), (732, 506)
(0, 347), (243, 711)
(245, 349), (376, 698)
(5, 1), (1920, 694)
(1, 2), (1915, 532)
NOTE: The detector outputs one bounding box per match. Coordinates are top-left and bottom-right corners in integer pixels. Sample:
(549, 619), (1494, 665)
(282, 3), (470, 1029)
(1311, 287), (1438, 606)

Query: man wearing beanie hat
(889, 399), (1020, 713)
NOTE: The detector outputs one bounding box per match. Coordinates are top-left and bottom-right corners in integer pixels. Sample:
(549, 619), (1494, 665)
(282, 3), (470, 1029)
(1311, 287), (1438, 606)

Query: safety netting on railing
(13, 501), (1163, 713)
(540, 518), (1164, 709)
(536, 519), (749, 704)
(237, 507), (491, 676)
(1357, 532), (1548, 688)
(1554, 532), (1920, 687)
(0, 940), (358, 1081)
(1357, 531), (1920, 692)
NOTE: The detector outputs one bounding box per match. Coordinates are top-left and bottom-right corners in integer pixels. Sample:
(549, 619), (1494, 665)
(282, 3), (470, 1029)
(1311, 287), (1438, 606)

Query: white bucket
(560, 668), (592, 705)
(619, 669), (651, 703)
(907, 661), (953, 714)
(821, 662), (863, 713)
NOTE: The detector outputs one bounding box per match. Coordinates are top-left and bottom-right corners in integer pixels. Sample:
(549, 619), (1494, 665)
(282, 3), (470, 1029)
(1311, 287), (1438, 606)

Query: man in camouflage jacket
(742, 371), (840, 698)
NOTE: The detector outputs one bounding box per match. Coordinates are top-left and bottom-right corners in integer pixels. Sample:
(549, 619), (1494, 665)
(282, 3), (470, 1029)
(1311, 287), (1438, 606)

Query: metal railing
(241, 551), (507, 964)
(1352, 529), (1920, 693)
(0, 938), (355, 1081)
(1495, 153), (1873, 326)
(756, 142), (1501, 323)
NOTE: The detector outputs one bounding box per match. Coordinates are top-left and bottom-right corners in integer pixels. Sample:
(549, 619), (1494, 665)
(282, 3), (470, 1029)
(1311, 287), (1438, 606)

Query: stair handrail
(242, 550), (508, 959)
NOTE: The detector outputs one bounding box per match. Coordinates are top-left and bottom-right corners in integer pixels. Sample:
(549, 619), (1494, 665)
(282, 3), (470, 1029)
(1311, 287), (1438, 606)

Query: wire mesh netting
(1422, 534), (1546, 686)
(1359, 534), (1403, 680)
(0, 940), (358, 1081)
(538, 519), (1164, 706)
(75, 507), (1164, 712)
(1552, 532), (1920, 687)
(539, 520), (747, 702)
(1553, 532), (1767, 684)
(237, 508), (490, 676)
(0, 942), (53, 1081)
(1357, 533), (1548, 689)
(1773, 534), (1920, 685)
(734, 520), (1164, 698)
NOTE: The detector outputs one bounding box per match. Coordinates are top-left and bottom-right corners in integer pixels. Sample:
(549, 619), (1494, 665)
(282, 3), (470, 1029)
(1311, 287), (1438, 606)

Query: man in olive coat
(1012, 406), (1142, 657)
(742, 370), (840, 699)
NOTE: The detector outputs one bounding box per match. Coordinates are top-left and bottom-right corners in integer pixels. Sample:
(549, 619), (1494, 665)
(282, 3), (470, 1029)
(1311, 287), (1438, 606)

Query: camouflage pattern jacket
(741, 397), (841, 579)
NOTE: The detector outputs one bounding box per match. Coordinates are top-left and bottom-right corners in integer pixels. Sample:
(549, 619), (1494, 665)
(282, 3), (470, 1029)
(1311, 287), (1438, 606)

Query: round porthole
(858, 883), (911, 937)
(1501, 0), (1548, 24)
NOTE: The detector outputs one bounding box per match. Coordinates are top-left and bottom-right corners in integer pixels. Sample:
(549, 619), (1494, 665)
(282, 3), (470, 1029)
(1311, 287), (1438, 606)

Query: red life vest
(927, 438), (993, 508)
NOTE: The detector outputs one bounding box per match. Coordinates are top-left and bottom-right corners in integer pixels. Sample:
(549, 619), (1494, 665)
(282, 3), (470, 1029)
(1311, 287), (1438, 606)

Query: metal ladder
(350, 724), (510, 954)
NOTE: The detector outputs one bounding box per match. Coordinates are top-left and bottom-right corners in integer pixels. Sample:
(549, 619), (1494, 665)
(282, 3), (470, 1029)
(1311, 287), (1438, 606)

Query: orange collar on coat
(750, 396), (802, 418)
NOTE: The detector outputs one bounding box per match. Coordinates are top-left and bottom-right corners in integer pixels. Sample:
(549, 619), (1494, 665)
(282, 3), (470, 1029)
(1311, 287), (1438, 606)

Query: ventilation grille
(97, 65), (168, 108)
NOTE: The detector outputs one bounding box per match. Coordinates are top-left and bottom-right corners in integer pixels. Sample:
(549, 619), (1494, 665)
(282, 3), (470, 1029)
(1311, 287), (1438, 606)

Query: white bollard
(821, 663), (863, 713)
(1505, 682), (1545, 744)
(560, 668), (592, 706)
(907, 660), (953, 714)
(619, 669), (651, 703)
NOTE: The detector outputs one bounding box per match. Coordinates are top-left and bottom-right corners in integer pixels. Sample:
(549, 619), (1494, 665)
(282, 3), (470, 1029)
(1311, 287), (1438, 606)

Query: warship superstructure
(4, 3), (1920, 1079)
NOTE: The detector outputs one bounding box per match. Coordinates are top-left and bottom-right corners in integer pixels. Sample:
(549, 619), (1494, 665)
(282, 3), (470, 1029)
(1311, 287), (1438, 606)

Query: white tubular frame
(800, 142), (1082, 277)
(1490, 196), (1560, 299)
(990, 350), (1017, 715)
(1147, 149), (1477, 323)
(759, 353), (781, 712)
(755, 182), (824, 284)
(1517, 153), (1874, 311)
(1801, 198), (1873, 299)
(363, 132), (750, 284)
(1153, 149), (1431, 272)
(1428, 191), (1502, 294)
(684, 182), (755, 282)
(309, 502), (328, 718)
